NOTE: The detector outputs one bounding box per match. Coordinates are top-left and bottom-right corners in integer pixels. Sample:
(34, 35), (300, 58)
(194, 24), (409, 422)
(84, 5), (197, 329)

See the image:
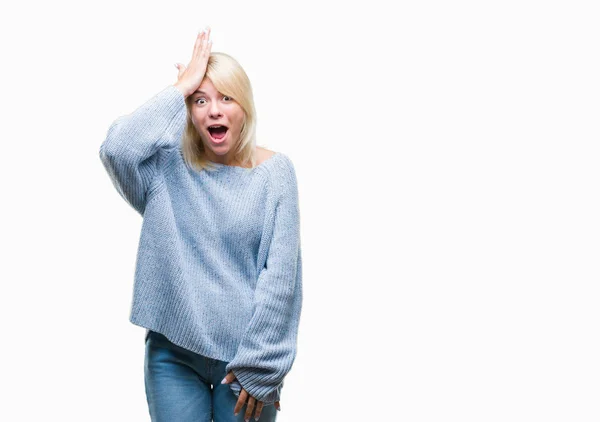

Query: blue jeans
(144, 330), (278, 422)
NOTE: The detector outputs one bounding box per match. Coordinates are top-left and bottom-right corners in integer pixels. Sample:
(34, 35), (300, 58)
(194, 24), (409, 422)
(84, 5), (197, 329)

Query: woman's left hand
(222, 371), (280, 420)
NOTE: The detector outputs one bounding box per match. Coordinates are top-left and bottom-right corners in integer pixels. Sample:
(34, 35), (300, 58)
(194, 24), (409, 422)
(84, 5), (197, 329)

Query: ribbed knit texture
(99, 84), (303, 405)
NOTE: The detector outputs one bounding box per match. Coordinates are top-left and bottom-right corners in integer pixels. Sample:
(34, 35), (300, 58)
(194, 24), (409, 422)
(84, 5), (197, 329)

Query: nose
(208, 102), (222, 119)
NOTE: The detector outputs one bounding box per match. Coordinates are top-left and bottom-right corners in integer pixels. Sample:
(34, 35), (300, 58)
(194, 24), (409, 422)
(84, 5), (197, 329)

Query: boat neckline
(207, 151), (281, 171)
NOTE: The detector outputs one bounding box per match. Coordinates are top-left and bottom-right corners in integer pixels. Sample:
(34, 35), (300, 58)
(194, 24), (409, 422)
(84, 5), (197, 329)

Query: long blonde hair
(181, 52), (258, 171)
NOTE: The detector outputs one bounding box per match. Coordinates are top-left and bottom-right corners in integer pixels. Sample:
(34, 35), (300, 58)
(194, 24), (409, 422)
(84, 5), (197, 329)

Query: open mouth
(208, 125), (229, 142)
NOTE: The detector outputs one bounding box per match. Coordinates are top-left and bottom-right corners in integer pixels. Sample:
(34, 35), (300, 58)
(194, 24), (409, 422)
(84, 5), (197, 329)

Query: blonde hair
(181, 52), (258, 172)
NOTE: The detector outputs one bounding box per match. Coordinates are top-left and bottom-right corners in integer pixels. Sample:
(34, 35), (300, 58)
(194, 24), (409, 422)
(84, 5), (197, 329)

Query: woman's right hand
(174, 27), (213, 99)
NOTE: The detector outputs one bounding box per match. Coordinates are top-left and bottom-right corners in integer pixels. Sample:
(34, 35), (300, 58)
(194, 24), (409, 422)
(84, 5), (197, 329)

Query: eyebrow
(193, 90), (221, 96)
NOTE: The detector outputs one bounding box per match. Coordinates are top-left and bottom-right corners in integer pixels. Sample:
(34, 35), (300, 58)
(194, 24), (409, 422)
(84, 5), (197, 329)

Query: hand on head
(174, 27), (213, 98)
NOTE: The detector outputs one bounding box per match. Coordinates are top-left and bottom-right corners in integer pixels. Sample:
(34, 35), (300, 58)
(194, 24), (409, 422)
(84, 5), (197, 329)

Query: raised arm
(100, 28), (213, 215)
(225, 156), (304, 404)
(99, 85), (186, 214)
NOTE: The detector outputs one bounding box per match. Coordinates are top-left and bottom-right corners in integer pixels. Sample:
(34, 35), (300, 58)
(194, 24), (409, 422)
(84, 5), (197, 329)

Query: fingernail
(221, 377), (227, 384)
(276, 405), (281, 411)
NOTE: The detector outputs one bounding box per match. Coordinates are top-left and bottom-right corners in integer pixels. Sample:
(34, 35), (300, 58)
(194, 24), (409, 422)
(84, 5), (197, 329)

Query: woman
(99, 27), (303, 422)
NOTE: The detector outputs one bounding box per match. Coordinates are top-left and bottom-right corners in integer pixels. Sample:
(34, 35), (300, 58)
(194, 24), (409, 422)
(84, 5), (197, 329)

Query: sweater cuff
(228, 368), (283, 405)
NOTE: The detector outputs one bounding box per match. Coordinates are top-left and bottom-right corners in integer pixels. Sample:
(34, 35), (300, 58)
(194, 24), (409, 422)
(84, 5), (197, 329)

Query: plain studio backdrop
(0, 0), (598, 421)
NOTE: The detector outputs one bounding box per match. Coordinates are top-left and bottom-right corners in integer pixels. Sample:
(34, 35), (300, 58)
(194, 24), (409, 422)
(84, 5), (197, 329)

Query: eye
(194, 97), (206, 105)
(223, 95), (233, 101)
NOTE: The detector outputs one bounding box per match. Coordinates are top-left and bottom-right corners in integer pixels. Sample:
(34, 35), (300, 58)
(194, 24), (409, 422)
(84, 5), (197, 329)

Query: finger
(275, 401), (281, 411)
(193, 31), (204, 56)
(245, 396), (256, 421)
(221, 371), (234, 384)
(234, 389), (248, 416)
(254, 401), (264, 420)
(201, 35), (210, 57)
(194, 28), (208, 59)
(202, 27), (211, 53)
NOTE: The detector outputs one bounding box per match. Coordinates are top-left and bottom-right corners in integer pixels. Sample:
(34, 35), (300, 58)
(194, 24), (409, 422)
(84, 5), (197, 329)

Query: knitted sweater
(98, 84), (303, 404)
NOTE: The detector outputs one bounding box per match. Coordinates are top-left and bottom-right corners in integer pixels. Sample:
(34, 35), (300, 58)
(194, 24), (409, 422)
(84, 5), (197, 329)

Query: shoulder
(256, 147), (277, 165)
(255, 147), (295, 172)
(257, 148), (295, 173)
(255, 148), (297, 196)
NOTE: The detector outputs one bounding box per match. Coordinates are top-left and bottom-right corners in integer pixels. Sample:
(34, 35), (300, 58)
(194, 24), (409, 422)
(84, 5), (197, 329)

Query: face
(189, 78), (246, 164)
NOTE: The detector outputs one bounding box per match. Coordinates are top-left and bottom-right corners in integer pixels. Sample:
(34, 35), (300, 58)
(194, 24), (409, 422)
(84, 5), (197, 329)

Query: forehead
(194, 78), (219, 95)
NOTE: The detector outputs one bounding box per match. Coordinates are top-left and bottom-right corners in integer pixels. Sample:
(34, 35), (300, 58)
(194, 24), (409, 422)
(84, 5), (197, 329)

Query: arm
(225, 157), (304, 404)
(99, 84), (187, 215)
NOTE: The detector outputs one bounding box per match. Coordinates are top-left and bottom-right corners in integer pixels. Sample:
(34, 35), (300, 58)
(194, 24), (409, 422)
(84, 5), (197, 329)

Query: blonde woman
(99, 27), (302, 422)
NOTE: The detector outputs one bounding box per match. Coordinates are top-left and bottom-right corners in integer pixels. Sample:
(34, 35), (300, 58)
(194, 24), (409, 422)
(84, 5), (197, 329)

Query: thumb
(220, 371), (235, 384)
(174, 63), (186, 79)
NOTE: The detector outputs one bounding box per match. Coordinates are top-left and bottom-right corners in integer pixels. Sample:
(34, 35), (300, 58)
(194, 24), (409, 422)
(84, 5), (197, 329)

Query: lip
(208, 128), (228, 145)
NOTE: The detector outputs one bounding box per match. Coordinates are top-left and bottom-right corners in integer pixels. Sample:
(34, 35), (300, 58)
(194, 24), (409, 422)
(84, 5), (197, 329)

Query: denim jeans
(144, 330), (278, 422)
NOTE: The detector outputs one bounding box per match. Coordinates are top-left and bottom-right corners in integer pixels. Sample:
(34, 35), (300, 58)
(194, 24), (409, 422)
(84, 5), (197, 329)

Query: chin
(210, 148), (231, 156)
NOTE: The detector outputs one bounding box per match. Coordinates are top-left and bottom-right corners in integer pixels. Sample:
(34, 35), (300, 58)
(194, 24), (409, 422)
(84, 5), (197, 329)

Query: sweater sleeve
(225, 156), (303, 404)
(99, 85), (187, 215)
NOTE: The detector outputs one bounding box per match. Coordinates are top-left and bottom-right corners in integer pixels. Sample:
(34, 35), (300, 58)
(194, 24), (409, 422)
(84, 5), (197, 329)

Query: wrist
(173, 83), (190, 98)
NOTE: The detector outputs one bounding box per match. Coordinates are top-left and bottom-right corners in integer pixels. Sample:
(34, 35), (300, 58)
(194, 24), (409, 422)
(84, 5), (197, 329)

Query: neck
(205, 150), (253, 168)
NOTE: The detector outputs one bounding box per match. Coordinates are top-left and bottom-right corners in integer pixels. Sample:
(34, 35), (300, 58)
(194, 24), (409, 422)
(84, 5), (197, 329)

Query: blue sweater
(99, 84), (303, 404)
